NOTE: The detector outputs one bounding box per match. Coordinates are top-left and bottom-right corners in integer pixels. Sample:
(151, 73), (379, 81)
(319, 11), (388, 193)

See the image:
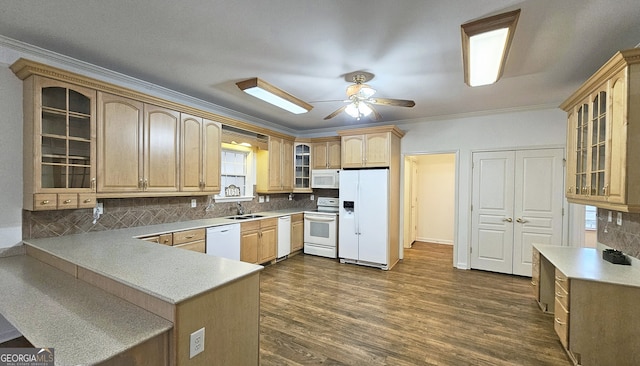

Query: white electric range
(303, 197), (339, 258)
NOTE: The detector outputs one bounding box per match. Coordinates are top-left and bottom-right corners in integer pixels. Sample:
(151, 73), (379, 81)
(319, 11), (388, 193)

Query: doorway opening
(403, 153), (457, 253)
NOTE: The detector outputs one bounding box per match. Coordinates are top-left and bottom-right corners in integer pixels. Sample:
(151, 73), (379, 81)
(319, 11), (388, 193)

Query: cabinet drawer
(173, 228), (205, 244)
(241, 220), (261, 232)
(174, 240), (205, 253)
(555, 280), (570, 311)
(554, 297), (570, 350)
(78, 193), (96, 209)
(260, 217), (278, 228)
(33, 194), (57, 211)
(555, 268), (570, 293)
(158, 233), (173, 246)
(58, 194), (78, 209)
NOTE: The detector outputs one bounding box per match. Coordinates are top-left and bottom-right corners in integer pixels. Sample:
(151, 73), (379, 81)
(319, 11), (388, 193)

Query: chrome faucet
(237, 201), (245, 215)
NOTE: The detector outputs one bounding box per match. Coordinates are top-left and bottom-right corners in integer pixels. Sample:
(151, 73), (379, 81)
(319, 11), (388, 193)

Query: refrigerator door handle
(355, 179), (360, 235)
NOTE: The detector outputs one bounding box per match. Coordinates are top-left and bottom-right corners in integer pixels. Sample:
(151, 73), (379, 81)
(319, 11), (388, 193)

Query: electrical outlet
(190, 327), (205, 359)
(258, 196), (264, 203)
(617, 212), (623, 226)
(608, 211), (612, 222)
(310, 194), (315, 201)
(190, 199), (197, 208)
(96, 202), (104, 214)
(266, 195), (270, 202)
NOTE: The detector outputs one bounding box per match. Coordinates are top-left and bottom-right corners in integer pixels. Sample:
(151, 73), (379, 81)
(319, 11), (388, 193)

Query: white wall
(0, 62), (23, 250)
(415, 154), (455, 245)
(400, 107), (567, 269)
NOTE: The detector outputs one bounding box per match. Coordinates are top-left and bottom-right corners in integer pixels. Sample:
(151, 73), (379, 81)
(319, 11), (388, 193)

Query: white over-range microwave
(311, 169), (340, 189)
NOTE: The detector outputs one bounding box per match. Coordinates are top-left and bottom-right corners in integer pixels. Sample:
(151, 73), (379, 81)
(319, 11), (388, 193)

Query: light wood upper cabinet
(181, 114), (221, 193)
(97, 93), (179, 194)
(561, 48), (640, 212)
(338, 126), (404, 168)
(312, 138), (341, 169)
(256, 136), (294, 193)
(21, 75), (97, 211)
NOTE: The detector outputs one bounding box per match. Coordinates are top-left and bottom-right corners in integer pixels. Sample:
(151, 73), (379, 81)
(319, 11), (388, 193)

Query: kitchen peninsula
(1, 215), (272, 366)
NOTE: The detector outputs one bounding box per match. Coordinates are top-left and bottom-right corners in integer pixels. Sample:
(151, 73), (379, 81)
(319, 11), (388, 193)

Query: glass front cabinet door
(24, 75), (96, 210)
(294, 142), (312, 192)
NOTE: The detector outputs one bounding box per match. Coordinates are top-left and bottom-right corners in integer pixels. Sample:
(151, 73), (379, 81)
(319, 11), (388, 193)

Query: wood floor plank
(260, 242), (571, 365)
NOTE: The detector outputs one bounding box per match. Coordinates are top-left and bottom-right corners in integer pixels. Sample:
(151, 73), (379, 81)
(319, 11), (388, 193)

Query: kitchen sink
(226, 214), (264, 220)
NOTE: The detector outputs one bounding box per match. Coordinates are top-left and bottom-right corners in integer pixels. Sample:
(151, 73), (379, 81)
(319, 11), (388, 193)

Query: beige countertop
(533, 244), (640, 288)
(21, 209), (304, 304)
(0, 255), (172, 365)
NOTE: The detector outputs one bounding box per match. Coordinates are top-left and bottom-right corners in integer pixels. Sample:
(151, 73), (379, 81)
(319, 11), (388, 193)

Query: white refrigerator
(339, 169), (389, 268)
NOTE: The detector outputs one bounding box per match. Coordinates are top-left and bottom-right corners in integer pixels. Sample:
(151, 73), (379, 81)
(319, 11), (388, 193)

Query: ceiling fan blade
(324, 105), (347, 120)
(368, 98), (416, 108)
(370, 105), (382, 121)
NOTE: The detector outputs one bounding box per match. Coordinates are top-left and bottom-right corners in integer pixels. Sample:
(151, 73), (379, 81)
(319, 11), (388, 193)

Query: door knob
(503, 218), (513, 223)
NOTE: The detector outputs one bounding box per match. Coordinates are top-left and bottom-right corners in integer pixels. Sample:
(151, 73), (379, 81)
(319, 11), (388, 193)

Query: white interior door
(471, 151), (515, 274)
(471, 149), (564, 276)
(512, 149), (564, 276)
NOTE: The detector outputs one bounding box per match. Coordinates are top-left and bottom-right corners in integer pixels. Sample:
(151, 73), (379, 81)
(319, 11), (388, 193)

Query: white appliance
(339, 169), (390, 269)
(206, 223), (241, 260)
(304, 197), (339, 258)
(311, 169), (340, 189)
(277, 215), (291, 259)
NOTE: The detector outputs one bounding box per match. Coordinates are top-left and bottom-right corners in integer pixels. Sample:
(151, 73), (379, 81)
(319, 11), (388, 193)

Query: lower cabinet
(139, 228), (205, 253)
(534, 247), (640, 365)
(241, 218), (277, 264)
(291, 213), (304, 252)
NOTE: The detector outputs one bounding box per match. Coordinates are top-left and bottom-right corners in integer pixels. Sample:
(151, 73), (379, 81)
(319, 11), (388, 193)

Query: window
(585, 205), (597, 230)
(216, 144), (255, 202)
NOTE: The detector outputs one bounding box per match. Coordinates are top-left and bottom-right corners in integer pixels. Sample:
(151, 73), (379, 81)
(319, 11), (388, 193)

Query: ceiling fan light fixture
(236, 77), (313, 114)
(461, 9), (520, 87)
(346, 83), (376, 98)
(345, 102), (373, 119)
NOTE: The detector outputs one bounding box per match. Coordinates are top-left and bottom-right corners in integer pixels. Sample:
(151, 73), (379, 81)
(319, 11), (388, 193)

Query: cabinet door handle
(91, 178), (96, 191)
(555, 291), (565, 298)
(503, 218), (513, 223)
(185, 235), (194, 239)
(555, 276), (566, 282)
(41, 200), (50, 205)
(138, 179), (143, 189)
(555, 318), (566, 325)
(531, 281), (537, 286)
(64, 199), (72, 204)
(84, 198), (92, 203)
(516, 218), (527, 223)
(143, 179), (148, 190)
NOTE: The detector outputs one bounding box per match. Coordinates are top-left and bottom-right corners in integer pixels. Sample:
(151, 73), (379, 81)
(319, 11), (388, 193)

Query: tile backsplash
(22, 191), (337, 239)
(597, 208), (640, 260)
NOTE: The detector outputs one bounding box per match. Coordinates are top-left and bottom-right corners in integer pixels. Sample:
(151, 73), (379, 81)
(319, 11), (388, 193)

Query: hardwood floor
(259, 242), (571, 365)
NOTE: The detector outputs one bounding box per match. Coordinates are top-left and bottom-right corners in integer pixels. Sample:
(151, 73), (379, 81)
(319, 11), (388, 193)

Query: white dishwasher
(277, 215), (291, 259)
(206, 223), (241, 260)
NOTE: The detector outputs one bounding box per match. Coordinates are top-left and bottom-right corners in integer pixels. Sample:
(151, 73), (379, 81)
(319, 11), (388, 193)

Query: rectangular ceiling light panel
(461, 9), (520, 87)
(236, 77), (313, 114)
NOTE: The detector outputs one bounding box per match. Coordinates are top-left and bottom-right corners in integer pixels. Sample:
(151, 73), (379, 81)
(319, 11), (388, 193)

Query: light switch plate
(608, 211), (612, 222)
(191, 199), (197, 208)
(258, 196), (264, 203)
(266, 195), (270, 202)
(190, 327), (205, 359)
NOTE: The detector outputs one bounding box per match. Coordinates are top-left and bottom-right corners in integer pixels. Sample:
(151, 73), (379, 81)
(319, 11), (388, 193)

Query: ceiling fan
(323, 73), (416, 121)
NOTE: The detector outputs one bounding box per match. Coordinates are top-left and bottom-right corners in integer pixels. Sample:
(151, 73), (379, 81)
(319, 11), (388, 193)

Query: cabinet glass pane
(42, 110), (66, 136)
(41, 164), (66, 188)
(68, 165), (91, 188)
(42, 87), (66, 110)
(42, 136), (67, 158)
(69, 140), (91, 161)
(69, 90), (90, 115)
(69, 116), (91, 139)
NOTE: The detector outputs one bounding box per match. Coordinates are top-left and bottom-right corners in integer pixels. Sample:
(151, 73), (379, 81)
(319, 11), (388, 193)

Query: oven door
(304, 213), (337, 247)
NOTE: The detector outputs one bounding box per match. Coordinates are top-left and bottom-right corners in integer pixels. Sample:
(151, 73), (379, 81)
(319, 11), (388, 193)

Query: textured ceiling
(0, 0), (639, 133)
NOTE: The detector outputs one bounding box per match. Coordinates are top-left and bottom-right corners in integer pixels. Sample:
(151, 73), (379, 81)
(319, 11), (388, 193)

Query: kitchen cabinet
(533, 245), (640, 366)
(97, 93), (180, 195)
(338, 125), (404, 168)
(293, 141), (312, 192)
(291, 213), (304, 252)
(312, 137), (341, 169)
(139, 228), (204, 252)
(256, 136), (294, 193)
(180, 113), (221, 194)
(20, 75), (97, 211)
(172, 228), (206, 253)
(240, 218), (278, 264)
(561, 48), (640, 212)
